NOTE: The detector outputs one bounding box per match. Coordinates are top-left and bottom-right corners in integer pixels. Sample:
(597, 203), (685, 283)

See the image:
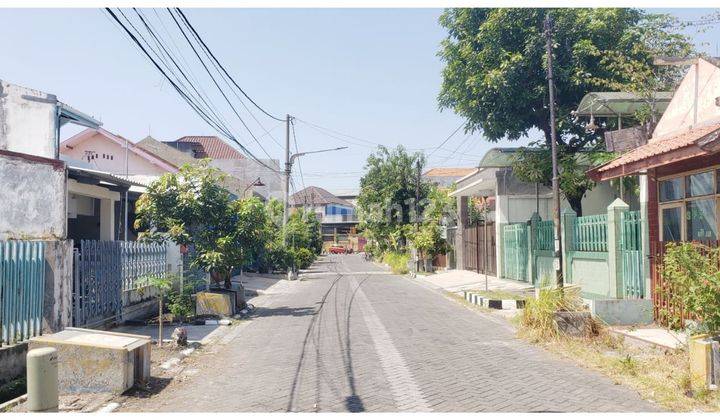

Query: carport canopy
(575, 92), (672, 118)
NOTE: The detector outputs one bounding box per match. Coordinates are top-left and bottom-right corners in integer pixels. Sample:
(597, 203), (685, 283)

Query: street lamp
(282, 146), (348, 239)
(242, 177), (265, 197)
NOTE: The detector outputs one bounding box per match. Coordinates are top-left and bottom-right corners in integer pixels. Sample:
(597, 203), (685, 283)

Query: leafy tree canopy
(438, 8), (694, 214)
(357, 146), (430, 252)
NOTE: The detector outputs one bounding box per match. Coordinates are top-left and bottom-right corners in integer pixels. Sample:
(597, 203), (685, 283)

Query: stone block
(689, 334), (716, 391)
(196, 291), (235, 317)
(229, 283), (246, 310)
(554, 311), (592, 337)
(28, 327), (151, 395)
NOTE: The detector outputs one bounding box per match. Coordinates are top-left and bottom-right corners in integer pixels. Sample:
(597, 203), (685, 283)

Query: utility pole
(283, 114), (291, 245)
(124, 137), (129, 241)
(415, 160), (421, 273)
(545, 13), (563, 288)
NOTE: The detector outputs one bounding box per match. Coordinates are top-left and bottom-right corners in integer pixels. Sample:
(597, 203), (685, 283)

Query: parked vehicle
(329, 245), (348, 254)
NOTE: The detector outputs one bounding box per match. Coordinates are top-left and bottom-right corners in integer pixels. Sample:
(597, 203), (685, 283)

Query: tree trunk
(567, 194), (583, 217)
(223, 270), (232, 290)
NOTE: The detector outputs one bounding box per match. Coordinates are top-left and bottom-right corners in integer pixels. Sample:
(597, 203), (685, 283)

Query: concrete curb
(0, 394), (27, 412)
(462, 291), (525, 310)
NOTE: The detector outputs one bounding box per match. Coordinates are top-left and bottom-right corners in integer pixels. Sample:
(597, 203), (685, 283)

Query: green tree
(135, 160), (232, 247)
(135, 161), (270, 288)
(357, 146), (430, 253)
(438, 8), (694, 214)
(195, 197), (269, 286)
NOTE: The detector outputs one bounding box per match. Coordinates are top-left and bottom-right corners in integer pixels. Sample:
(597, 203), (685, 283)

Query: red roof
(175, 136), (246, 160)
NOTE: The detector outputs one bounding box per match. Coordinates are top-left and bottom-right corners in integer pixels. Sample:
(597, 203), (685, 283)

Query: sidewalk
(610, 326), (687, 350)
(232, 272), (285, 297)
(420, 269), (533, 294)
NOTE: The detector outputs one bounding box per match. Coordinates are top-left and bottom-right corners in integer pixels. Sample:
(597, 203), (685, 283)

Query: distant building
(290, 186), (360, 250)
(333, 189), (359, 207)
(164, 135), (283, 200)
(423, 167), (477, 188)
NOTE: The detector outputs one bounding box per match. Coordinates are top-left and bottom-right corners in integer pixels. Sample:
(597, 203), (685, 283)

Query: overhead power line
(427, 122), (464, 158)
(104, 8), (280, 175)
(175, 8), (285, 122)
(165, 8), (275, 161)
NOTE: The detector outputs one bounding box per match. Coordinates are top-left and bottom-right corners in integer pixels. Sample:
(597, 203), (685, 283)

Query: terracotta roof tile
(175, 136), (246, 160)
(598, 122), (720, 172)
(423, 167), (477, 177)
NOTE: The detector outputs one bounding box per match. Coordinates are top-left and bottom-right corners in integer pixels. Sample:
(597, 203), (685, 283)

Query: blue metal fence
(73, 240), (168, 328)
(1, 241), (45, 346)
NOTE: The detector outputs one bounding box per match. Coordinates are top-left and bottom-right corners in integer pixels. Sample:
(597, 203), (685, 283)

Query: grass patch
(520, 285), (589, 340)
(527, 333), (720, 411)
(467, 289), (527, 301)
(515, 285), (720, 411)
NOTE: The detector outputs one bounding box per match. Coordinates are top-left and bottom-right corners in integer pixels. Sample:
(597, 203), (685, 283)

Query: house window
(661, 206), (682, 242)
(686, 171), (714, 197)
(686, 199), (717, 241)
(658, 169), (720, 242)
(659, 177), (683, 202)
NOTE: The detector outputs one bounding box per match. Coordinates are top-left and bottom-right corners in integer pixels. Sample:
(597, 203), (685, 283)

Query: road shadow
(123, 376), (173, 399)
(251, 305), (318, 318)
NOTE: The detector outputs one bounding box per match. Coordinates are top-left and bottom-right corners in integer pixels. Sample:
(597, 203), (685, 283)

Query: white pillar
(100, 198), (115, 240)
(639, 172), (651, 299)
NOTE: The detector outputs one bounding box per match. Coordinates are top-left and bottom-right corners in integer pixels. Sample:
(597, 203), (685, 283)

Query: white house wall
(0, 81), (58, 159)
(652, 58), (720, 139)
(0, 152), (66, 240)
(62, 132), (168, 176)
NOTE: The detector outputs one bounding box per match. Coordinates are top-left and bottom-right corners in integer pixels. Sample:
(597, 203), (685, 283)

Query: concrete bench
(28, 327), (151, 395)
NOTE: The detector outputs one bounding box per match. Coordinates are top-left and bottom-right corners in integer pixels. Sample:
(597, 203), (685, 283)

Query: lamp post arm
(289, 146), (348, 165)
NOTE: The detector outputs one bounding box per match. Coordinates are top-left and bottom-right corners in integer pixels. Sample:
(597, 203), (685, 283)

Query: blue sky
(0, 8), (718, 193)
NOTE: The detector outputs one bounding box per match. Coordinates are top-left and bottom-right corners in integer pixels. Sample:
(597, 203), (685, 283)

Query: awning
(68, 166), (146, 189)
(588, 122), (720, 181)
(450, 168), (497, 197)
(575, 92), (672, 118)
(58, 102), (102, 129)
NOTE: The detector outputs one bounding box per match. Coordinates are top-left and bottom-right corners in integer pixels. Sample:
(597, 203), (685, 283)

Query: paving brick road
(119, 254), (658, 412)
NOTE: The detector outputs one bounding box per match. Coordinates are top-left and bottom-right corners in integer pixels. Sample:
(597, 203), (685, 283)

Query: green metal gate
(1, 241), (45, 345)
(503, 223), (529, 282)
(620, 211), (644, 298)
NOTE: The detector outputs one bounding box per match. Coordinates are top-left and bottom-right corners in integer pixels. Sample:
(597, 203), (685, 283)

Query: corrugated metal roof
(174, 136), (247, 160)
(67, 166), (144, 188)
(576, 92), (673, 117)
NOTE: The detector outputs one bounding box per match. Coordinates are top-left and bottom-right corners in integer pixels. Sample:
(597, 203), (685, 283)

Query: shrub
(292, 247), (315, 269)
(383, 252), (410, 274)
(167, 281), (197, 321)
(662, 242), (720, 333)
(521, 282), (584, 340)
